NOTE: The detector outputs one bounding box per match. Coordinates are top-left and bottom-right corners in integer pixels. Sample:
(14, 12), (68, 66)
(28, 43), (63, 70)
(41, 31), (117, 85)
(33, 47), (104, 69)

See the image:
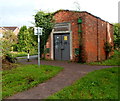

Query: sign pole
(34, 27), (42, 67)
(38, 34), (40, 66)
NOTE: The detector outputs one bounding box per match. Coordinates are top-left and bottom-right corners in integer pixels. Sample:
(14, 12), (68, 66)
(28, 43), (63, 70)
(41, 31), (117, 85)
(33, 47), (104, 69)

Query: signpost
(34, 27), (43, 66)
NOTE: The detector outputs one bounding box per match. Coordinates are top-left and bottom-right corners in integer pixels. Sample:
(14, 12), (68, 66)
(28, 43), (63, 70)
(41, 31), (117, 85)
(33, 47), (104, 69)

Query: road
(16, 55), (38, 59)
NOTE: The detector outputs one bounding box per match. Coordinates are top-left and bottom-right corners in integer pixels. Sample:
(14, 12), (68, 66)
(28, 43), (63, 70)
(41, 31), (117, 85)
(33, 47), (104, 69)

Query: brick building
(44, 10), (113, 63)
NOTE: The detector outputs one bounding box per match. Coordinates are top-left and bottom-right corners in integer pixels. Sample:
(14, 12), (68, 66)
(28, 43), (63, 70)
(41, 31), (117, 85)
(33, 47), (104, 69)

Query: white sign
(34, 27), (43, 35)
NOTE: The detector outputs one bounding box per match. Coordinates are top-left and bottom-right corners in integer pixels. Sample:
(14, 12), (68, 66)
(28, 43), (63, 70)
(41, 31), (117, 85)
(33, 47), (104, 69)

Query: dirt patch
(2, 59), (19, 70)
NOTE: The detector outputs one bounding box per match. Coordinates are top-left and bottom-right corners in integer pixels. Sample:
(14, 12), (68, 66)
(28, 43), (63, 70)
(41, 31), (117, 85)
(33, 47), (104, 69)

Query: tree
(34, 11), (54, 56)
(113, 23), (120, 49)
(17, 26), (27, 52)
(1, 30), (17, 59)
(17, 26), (37, 54)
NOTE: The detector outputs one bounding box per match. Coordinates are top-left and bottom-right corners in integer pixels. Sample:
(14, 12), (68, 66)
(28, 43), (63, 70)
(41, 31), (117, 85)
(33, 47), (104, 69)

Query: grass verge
(48, 67), (118, 99)
(2, 64), (63, 98)
(89, 50), (120, 66)
(9, 51), (37, 57)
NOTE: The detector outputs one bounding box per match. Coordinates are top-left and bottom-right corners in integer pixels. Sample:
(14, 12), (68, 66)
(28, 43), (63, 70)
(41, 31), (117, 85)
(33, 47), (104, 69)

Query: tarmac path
(6, 58), (113, 99)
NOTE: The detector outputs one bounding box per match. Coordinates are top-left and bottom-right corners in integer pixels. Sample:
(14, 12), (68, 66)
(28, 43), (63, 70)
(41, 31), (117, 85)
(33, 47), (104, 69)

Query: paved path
(6, 58), (113, 99)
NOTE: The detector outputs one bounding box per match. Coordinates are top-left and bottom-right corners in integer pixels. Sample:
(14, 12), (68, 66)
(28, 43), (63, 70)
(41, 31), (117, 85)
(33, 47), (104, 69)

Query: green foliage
(17, 26), (37, 54)
(17, 26), (27, 51)
(0, 30), (17, 59)
(34, 11), (54, 55)
(48, 67), (118, 99)
(104, 41), (113, 59)
(6, 53), (17, 63)
(104, 41), (112, 52)
(6, 51), (33, 63)
(89, 50), (120, 66)
(2, 64), (63, 98)
(113, 23), (120, 49)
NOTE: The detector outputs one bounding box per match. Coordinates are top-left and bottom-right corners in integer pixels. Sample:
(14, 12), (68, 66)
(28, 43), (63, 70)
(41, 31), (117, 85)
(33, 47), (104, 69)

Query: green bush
(104, 42), (112, 52)
(12, 44), (18, 51)
(113, 23), (120, 49)
(1, 30), (17, 60)
(6, 53), (17, 63)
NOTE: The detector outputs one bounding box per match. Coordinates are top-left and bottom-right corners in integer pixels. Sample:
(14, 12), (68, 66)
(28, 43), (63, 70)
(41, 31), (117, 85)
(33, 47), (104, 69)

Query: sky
(0, 0), (119, 27)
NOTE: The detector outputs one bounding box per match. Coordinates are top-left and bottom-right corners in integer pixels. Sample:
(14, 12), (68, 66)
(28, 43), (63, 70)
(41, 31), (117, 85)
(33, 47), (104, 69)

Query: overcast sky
(0, 0), (119, 27)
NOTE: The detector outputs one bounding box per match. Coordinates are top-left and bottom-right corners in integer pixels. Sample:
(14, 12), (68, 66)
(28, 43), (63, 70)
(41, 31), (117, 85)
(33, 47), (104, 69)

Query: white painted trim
(69, 23), (73, 60)
(51, 29), (54, 60)
(53, 31), (71, 33)
(51, 23), (73, 60)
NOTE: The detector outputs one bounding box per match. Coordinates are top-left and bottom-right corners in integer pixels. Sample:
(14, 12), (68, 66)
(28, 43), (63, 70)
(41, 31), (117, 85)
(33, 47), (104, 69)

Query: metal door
(54, 34), (70, 60)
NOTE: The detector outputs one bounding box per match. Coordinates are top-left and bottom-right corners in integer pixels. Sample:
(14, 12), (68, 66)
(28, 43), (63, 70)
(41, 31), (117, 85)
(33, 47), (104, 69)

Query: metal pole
(38, 34), (40, 66)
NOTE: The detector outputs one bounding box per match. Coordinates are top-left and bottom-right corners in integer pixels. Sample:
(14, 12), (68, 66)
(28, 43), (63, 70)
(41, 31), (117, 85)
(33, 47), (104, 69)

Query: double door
(54, 34), (70, 60)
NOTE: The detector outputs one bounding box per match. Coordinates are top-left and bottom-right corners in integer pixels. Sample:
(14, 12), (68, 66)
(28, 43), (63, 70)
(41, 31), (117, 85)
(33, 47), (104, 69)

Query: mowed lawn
(2, 64), (63, 98)
(48, 67), (118, 99)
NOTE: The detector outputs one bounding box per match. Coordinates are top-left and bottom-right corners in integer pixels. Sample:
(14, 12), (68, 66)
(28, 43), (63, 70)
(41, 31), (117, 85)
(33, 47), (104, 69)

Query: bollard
(27, 50), (30, 62)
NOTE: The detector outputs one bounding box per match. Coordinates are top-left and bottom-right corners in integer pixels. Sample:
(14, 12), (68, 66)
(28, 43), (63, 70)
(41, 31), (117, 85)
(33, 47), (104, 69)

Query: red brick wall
(97, 19), (107, 61)
(44, 10), (113, 62)
(83, 14), (114, 62)
(83, 13), (98, 62)
(83, 14), (113, 62)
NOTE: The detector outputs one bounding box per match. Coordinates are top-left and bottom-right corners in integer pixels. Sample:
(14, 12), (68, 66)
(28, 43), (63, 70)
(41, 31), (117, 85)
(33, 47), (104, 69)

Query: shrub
(6, 53), (17, 63)
(1, 30), (17, 60)
(104, 41), (113, 59)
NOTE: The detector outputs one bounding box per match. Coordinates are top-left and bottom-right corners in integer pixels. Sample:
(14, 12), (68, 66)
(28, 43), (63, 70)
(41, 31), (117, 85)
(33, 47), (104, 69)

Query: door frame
(51, 22), (73, 60)
(51, 30), (73, 60)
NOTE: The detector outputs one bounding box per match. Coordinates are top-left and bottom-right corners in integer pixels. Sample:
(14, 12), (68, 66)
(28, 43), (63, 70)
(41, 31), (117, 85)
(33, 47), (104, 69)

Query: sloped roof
(3, 27), (19, 31)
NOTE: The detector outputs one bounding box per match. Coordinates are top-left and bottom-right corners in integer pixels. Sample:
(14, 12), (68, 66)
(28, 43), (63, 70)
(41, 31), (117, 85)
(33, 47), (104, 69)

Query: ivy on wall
(34, 11), (54, 56)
